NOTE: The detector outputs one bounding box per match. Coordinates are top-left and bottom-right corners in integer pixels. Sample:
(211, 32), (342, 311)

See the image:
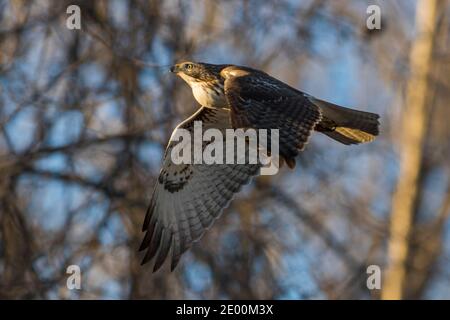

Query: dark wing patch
(140, 107), (260, 272)
(158, 164), (192, 193)
(223, 69), (322, 167)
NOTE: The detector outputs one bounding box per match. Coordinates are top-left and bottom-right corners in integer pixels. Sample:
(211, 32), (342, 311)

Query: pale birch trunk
(381, 0), (442, 300)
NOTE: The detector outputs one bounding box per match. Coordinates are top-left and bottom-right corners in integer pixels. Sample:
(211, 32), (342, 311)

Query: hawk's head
(170, 61), (231, 107)
(170, 61), (229, 84)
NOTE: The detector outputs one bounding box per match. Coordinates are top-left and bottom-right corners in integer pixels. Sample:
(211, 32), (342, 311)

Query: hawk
(140, 62), (380, 271)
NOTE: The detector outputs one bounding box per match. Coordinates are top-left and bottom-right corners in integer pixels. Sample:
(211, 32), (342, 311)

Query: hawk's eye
(184, 64), (193, 71)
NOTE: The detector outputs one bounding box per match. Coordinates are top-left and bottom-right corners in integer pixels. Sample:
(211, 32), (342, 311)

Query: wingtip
(285, 157), (296, 169)
(140, 256), (149, 266)
(153, 261), (164, 273)
(138, 240), (147, 252)
(170, 259), (180, 272)
(152, 257), (165, 273)
(138, 229), (153, 252)
(140, 257), (164, 272)
(141, 257), (167, 273)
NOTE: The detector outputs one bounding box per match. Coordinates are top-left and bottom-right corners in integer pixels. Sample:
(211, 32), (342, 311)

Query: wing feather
(222, 67), (322, 167)
(141, 107), (260, 271)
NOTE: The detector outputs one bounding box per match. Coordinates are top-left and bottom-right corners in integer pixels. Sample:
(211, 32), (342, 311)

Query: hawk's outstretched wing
(140, 107), (260, 271)
(222, 67), (322, 168)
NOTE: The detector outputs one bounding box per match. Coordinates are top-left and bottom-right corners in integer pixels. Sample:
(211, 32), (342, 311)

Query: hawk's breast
(191, 81), (227, 108)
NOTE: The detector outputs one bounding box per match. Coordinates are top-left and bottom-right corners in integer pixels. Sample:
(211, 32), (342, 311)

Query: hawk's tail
(312, 98), (380, 145)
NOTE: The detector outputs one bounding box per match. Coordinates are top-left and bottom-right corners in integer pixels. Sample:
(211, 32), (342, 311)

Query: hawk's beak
(170, 65), (178, 73)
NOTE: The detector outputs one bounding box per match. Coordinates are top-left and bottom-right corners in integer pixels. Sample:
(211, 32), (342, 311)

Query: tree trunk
(382, 0), (442, 300)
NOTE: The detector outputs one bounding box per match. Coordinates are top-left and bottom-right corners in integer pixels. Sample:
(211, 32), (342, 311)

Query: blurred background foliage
(0, 0), (449, 299)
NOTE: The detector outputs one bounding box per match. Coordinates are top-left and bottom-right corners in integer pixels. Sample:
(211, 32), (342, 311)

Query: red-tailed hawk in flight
(140, 62), (380, 271)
